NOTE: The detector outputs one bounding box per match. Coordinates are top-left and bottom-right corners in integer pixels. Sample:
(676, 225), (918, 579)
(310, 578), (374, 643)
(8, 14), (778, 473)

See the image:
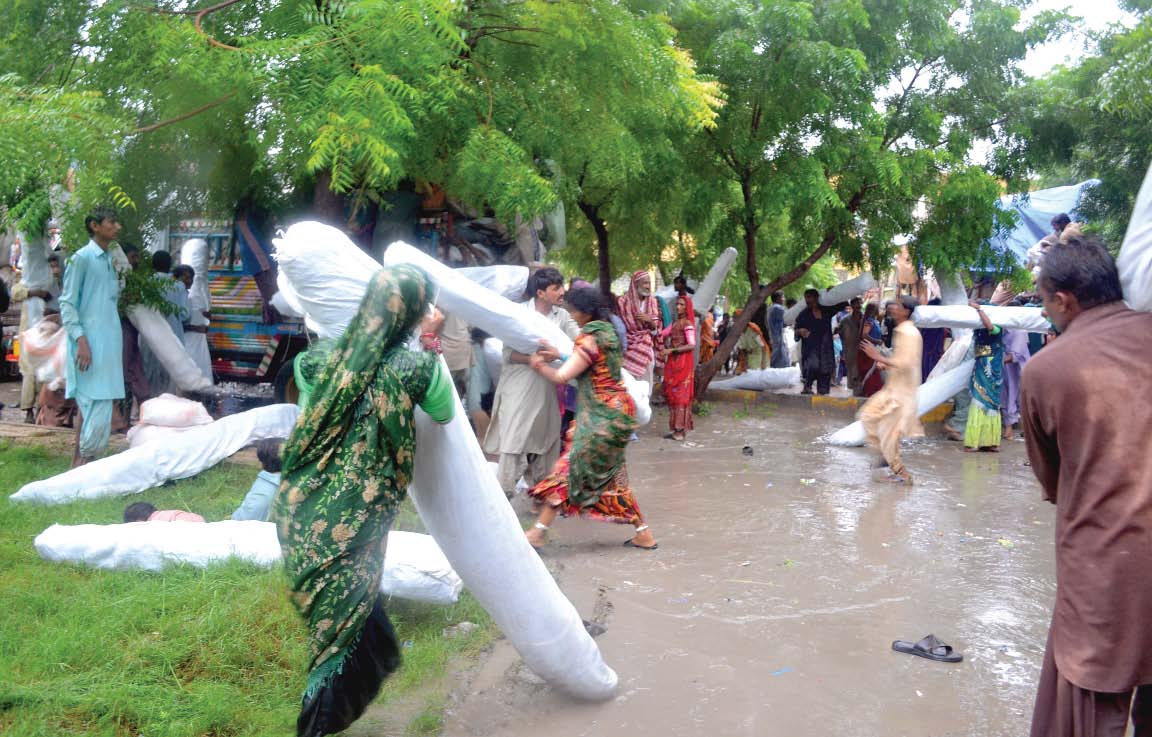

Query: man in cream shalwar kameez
(483, 267), (579, 496)
(857, 296), (923, 484)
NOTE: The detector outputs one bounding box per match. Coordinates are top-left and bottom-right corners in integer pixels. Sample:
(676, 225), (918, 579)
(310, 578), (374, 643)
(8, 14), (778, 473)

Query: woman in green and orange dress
(524, 286), (658, 551)
(272, 265), (455, 737)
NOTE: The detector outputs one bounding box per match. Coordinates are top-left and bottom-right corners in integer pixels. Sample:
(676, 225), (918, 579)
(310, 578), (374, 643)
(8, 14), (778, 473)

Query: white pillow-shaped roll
(127, 305), (214, 392)
(784, 273), (877, 325)
(408, 395), (618, 700)
(33, 524), (461, 605)
(825, 360), (974, 446)
(693, 248), (739, 314)
(1119, 163), (1152, 313)
(11, 404), (300, 504)
(710, 367), (801, 392)
(912, 304), (1049, 333)
(456, 265), (529, 302)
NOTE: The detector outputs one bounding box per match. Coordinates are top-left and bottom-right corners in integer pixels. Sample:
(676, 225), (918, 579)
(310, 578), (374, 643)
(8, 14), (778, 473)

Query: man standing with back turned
(59, 207), (124, 467)
(1021, 238), (1152, 737)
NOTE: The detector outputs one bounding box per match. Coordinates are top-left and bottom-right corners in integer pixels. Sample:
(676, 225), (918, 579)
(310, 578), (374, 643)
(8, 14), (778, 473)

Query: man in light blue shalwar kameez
(59, 208), (125, 465)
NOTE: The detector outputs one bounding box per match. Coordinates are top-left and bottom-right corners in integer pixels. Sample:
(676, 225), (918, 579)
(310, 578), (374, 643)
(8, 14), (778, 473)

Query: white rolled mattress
(709, 367), (801, 392)
(913, 304), (1048, 333)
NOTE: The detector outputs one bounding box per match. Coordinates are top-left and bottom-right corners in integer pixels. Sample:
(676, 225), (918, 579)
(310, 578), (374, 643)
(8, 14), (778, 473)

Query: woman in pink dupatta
(616, 271), (662, 383)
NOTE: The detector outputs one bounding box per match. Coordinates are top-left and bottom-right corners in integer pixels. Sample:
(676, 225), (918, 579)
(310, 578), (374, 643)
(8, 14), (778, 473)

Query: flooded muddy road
(444, 402), (1055, 737)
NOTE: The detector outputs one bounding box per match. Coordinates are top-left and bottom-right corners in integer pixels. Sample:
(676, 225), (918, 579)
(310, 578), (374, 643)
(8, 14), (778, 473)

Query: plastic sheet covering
(925, 332), (973, 381)
(21, 320), (66, 385)
(456, 265), (529, 302)
(938, 272), (969, 308)
(273, 222), (383, 339)
(382, 241), (652, 426)
(33, 524), (462, 605)
(408, 395), (618, 699)
(825, 360), (975, 446)
(11, 404), (300, 505)
(709, 367), (801, 392)
(180, 238), (214, 383)
(269, 290), (304, 318)
(126, 423), (200, 448)
(693, 247), (739, 313)
(912, 305), (1048, 333)
(1119, 163), (1152, 313)
(483, 337), (503, 386)
(126, 305), (214, 392)
(784, 273), (878, 325)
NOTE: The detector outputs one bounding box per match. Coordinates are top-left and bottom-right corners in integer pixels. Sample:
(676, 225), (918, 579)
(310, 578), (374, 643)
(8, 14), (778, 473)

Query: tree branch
(132, 91), (237, 133)
(195, 0), (247, 51)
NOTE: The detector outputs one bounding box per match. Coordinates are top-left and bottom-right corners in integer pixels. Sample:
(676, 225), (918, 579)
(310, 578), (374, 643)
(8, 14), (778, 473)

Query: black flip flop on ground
(622, 539), (659, 551)
(892, 634), (963, 663)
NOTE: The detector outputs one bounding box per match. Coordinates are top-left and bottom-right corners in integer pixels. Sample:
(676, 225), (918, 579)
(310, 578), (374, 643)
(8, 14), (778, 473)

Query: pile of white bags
(20, 319), (67, 387)
(709, 367), (801, 392)
(11, 404), (300, 505)
(33, 524), (462, 605)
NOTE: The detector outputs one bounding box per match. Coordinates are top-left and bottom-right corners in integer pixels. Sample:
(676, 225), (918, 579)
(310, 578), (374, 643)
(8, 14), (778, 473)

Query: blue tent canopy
(993, 180), (1100, 263)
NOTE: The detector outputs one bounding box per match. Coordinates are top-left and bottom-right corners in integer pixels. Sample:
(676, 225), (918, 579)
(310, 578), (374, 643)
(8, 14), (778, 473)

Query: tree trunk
(578, 200), (612, 297)
(694, 231), (839, 395)
(311, 171), (344, 224)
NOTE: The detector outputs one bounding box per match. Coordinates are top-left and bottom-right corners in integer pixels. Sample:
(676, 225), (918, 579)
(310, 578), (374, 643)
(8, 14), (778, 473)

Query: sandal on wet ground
(892, 634), (963, 663)
(623, 539), (659, 550)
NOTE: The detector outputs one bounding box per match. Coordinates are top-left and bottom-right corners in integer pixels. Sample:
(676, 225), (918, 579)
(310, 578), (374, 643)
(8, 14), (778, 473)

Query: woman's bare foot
(943, 428), (963, 442)
(525, 526), (547, 549)
(1003, 426), (1015, 440)
(982, 446), (1000, 453)
(626, 527), (658, 549)
(672, 432), (685, 441)
(963, 446), (979, 453)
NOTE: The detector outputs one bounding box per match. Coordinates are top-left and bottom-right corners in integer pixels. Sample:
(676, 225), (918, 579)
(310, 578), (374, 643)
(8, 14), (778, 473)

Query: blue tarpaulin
(993, 180), (1100, 263)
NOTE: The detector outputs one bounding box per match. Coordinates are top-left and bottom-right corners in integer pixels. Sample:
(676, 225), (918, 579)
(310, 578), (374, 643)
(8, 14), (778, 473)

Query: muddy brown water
(445, 403), (1055, 737)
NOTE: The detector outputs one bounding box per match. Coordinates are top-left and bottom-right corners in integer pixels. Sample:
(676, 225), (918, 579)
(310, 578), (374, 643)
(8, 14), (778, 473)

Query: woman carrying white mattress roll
(271, 265), (456, 737)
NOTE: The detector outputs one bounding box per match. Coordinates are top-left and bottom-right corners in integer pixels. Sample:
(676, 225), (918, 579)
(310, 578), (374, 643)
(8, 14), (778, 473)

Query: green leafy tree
(671, 0), (1057, 391)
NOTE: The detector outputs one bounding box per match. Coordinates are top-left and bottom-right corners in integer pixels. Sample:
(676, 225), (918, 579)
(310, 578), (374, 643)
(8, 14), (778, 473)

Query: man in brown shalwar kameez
(1021, 239), (1152, 737)
(858, 295), (923, 484)
(836, 297), (864, 391)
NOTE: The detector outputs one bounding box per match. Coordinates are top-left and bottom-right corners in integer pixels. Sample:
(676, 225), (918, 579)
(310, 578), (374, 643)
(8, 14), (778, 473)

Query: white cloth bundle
(912, 304), (1049, 333)
(33, 524), (462, 605)
(694, 247), (739, 313)
(11, 404), (299, 505)
(180, 238), (214, 383)
(784, 273), (877, 325)
(456, 265), (529, 302)
(926, 332), (973, 381)
(126, 305), (214, 392)
(126, 423), (200, 448)
(273, 222), (384, 339)
(139, 393), (214, 427)
(483, 337), (503, 386)
(825, 360), (975, 446)
(20, 319), (66, 385)
(382, 240), (652, 426)
(1119, 163), (1152, 313)
(709, 366), (801, 392)
(408, 395), (618, 699)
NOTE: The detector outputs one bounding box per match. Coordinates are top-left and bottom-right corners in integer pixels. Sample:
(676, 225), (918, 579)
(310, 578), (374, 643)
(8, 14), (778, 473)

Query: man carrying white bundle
(483, 267), (579, 497)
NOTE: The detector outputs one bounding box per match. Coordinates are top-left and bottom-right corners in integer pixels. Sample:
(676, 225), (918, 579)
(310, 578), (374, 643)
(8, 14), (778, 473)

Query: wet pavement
(445, 402), (1055, 737)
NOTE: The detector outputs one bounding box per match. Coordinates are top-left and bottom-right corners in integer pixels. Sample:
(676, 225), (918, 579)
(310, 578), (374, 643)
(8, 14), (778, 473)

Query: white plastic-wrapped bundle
(269, 290), (304, 318)
(784, 273), (877, 325)
(382, 241), (652, 426)
(825, 360), (975, 446)
(21, 320), (66, 385)
(694, 247), (739, 313)
(483, 337), (503, 386)
(126, 305), (214, 392)
(180, 238), (214, 383)
(139, 393), (214, 427)
(938, 272), (969, 308)
(1119, 163), (1152, 313)
(33, 524), (462, 605)
(126, 423), (200, 448)
(926, 332), (973, 381)
(456, 265), (529, 302)
(17, 235), (53, 329)
(11, 404), (299, 505)
(408, 396), (618, 699)
(709, 367), (801, 392)
(912, 304), (1049, 333)
(273, 222), (383, 338)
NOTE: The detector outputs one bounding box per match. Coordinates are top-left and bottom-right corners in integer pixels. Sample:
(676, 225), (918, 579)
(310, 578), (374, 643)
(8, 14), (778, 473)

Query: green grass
(0, 441), (494, 737)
